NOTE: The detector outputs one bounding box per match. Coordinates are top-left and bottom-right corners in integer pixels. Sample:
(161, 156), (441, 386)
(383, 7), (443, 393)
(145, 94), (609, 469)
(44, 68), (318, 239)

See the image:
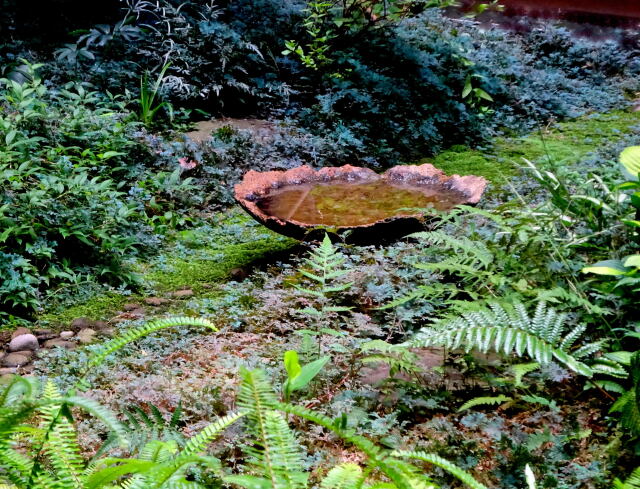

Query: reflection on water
(256, 181), (463, 227)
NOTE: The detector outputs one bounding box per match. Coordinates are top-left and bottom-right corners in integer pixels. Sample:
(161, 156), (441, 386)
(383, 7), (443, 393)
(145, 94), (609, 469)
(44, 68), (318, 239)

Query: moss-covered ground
(423, 111), (640, 184)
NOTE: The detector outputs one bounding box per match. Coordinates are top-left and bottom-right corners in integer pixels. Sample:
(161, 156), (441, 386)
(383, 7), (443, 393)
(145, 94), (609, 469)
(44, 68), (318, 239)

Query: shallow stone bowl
(234, 164), (487, 245)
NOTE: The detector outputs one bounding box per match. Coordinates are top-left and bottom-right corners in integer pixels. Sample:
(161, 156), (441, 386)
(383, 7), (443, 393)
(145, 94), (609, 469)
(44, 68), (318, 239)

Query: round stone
(8, 334), (39, 352)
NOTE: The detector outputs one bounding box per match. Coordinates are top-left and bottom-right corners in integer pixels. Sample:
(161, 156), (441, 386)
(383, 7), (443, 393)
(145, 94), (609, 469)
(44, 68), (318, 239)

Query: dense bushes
(0, 66), (180, 318)
(8, 1), (636, 167)
(295, 11), (638, 165)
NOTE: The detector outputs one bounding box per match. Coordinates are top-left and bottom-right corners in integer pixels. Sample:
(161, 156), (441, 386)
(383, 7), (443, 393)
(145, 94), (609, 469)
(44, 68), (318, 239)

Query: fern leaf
(409, 302), (595, 377)
(178, 411), (245, 460)
(390, 451), (490, 489)
(319, 463), (363, 489)
(279, 403), (412, 489)
(85, 316), (217, 373)
(458, 395), (512, 412)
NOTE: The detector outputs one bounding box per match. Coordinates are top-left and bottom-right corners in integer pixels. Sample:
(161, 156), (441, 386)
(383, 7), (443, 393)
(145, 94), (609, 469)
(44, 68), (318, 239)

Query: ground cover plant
(2, 0), (640, 488)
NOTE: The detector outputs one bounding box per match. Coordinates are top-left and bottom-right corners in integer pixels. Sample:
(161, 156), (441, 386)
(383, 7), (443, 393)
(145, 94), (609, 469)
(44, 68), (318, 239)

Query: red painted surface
(502, 0), (640, 19)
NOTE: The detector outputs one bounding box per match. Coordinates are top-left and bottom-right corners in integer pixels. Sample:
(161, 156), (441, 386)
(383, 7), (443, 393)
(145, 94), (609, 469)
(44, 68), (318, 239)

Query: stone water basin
(234, 164), (487, 244)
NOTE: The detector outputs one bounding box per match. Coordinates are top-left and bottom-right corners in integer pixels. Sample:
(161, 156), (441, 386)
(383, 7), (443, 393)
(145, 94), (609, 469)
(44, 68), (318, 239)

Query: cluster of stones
(0, 318), (111, 375)
(0, 289), (198, 377)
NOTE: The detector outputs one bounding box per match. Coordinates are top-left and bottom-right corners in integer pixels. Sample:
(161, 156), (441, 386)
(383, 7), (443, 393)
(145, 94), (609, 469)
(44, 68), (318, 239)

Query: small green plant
(282, 350), (330, 402)
(138, 62), (173, 128)
(0, 316), (217, 488)
(295, 234), (353, 354)
(408, 301), (601, 377)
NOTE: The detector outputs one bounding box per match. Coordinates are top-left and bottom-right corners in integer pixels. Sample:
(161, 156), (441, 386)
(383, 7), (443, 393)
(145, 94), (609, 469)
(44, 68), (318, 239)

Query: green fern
(82, 316), (217, 382)
(295, 234), (353, 352)
(613, 467), (640, 489)
(408, 301), (598, 377)
(0, 316), (218, 489)
(318, 464), (363, 489)
(610, 352), (640, 437)
(458, 395), (512, 412)
(235, 368), (308, 489)
(390, 451), (490, 489)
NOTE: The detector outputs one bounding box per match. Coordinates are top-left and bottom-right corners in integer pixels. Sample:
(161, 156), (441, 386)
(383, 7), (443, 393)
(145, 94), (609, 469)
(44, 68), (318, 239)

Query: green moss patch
(39, 293), (129, 326)
(420, 111), (640, 185)
(142, 236), (296, 293)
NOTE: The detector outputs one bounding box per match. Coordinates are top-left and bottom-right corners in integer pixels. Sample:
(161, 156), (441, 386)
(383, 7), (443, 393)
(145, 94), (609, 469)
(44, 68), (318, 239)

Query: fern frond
(391, 451), (490, 489)
(613, 467), (640, 489)
(409, 231), (494, 268)
(64, 395), (129, 447)
(245, 411), (307, 489)
(319, 463), (363, 489)
(140, 440), (179, 462)
(458, 395), (512, 412)
(409, 302), (595, 377)
(84, 316), (217, 374)
(238, 369), (279, 430)
(178, 411), (245, 460)
(42, 417), (84, 489)
(278, 403), (413, 489)
(510, 363), (540, 387)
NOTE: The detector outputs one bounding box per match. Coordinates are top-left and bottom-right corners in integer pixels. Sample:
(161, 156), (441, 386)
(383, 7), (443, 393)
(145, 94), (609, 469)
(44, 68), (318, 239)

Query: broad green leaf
(582, 260), (629, 276)
(289, 356), (330, 391)
(283, 350), (302, 380)
(620, 146), (640, 180)
(623, 255), (640, 268)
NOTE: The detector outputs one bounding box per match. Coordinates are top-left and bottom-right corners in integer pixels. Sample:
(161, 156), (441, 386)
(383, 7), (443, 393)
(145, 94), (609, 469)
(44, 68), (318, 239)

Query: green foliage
(613, 468), (640, 489)
(0, 62), (199, 319)
(282, 350), (330, 402)
(409, 302), (599, 377)
(295, 234), (353, 351)
(610, 352), (640, 437)
(138, 63), (173, 128)
(582, 146), (640, 297)
(0, 316), (218, 489)
(457, 395), (512, 412)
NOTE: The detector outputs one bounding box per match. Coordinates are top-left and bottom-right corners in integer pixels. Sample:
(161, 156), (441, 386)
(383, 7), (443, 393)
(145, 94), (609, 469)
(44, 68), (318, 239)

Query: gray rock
(77, 328), (97, 344)
(3, 353), (31, 367)
(70, 317), (95, 329)
(11, 350), (34, 361)
(11, 327), (32, 339)
(43, 339), (75, 350)
(34, 329), (57, 341)
(144, 297), (169, 306)
(123, 303), (141, 311)
(8, 334), (39, 352)
(171, 289), (194, 298)
(0, 367), (17, 376)
(60, 331), (75, 339)
(93, 320), (109, 330)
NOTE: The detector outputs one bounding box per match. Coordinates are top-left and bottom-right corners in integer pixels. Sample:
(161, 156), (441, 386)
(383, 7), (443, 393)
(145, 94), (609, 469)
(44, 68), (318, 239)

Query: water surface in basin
(255, 181), (463, 227)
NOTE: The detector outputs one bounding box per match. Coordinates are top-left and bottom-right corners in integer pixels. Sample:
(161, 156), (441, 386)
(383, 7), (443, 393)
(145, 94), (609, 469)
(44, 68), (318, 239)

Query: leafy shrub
(294, 11), (638, 166)
(0, 65), (196, 318)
